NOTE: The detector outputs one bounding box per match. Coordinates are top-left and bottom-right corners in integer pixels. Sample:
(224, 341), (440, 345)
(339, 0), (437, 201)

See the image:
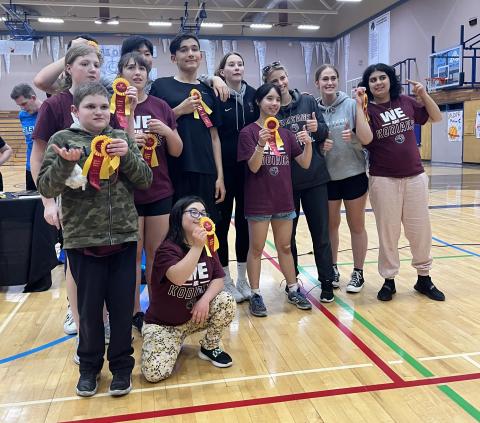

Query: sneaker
(73, 336), (80, 365)
(76, 373), (100, 397)
(249, 293), (267, 317)
(64, 306), (77, 335)
(236, 277), (252, 300)
(198, 346), (233, 368)
(104, 323), (111, 344)
(286, 287), (312, 310)
(109, 373), (132, 396)
(332, 265), (340, 289)
(320, 280), (335, 303)
(346, 270), (365, 293)
(132, 312), (144, 333)
(377, 279), (396, 301)
(223, 278), (246, 303)
(414, 276), (445, 301)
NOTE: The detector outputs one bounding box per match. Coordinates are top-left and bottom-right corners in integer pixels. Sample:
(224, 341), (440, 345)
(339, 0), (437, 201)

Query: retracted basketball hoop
(426, 76), (448, 92)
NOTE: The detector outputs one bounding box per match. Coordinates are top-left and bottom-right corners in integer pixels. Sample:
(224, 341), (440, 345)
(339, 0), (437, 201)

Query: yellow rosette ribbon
(264, 117), (284, 156)
(142, 133), (159, 168)
(199, 216), (219, 257)
(87, 40), (100, 51)
(111, 77), (130, 128)
(363, 93), (370, 123)
(82, 135), (120, 190)
(190, 88), (213, 128)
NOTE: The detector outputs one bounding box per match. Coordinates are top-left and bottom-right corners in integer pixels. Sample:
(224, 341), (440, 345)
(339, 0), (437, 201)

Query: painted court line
(464, 356), (480, 369)
(0, 293), (29, 336)
(58, 372), (480, 423)
(0, 363), (373, 408)
(432, 236), (480, 258)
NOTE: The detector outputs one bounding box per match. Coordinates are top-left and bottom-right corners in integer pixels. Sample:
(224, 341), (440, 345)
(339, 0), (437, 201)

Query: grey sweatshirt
(316, 91), (366, 181)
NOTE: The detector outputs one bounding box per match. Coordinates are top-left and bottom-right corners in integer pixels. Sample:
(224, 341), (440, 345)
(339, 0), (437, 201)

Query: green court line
(264, 238), (480, 420)
(301, 254), (473, 268)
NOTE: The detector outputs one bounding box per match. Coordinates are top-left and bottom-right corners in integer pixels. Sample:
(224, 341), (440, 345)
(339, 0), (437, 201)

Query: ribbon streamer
(82, 135), (120, 190)
(363, 94), (370, 123)
(111, 78), (130, 128)
(199, 216), (219, 257)
(142, 133), (159, 168)
(190, 89), (213, 128)
(264, 117), (284, 156)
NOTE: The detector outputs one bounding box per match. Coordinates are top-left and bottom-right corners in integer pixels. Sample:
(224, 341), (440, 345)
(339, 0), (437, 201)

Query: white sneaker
(64, 306), (78, 335)
(224, 277), (245, 303)
(73, 336), (80, 365)
(236, 278), (252, 300)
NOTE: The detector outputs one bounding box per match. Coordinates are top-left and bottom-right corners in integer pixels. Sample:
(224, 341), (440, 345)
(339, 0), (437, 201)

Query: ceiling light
(148, 21), (172, 27)
(298, 24), (320, 30)
(107, 19), (119, 25)
(1, 17), (6, 21)
(201, 22), (223, 28)
(94, 19), (103, 24)
(38, 17), (64, 24)
(250, 23), (273, 29)
(337, 0), (362, 2)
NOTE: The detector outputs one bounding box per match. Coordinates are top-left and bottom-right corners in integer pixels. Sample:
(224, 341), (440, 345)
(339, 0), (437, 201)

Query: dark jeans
(216, 164), (249, 267)
(291, 184), (334, 282)
(68, 243), (136, 376)
(26, 170), (36, 190)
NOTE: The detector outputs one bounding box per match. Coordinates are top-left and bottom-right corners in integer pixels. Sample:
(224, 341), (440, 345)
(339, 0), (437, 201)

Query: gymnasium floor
(0, 162), (479, 422)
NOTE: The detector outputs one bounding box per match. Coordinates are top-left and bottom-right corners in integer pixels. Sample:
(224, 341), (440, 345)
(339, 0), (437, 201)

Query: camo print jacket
(37, 126), (152, 249)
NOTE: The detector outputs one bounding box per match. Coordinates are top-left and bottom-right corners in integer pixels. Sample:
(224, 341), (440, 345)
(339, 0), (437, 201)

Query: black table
(0, 194), (59, 291)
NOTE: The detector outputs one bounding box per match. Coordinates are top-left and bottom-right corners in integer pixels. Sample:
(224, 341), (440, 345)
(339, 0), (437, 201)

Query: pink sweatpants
(369, 172), (432, 279)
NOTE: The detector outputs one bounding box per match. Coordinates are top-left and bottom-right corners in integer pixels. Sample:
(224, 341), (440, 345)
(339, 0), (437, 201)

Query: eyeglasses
(184, 208), (209, 219)
(262, 61), (281, 75)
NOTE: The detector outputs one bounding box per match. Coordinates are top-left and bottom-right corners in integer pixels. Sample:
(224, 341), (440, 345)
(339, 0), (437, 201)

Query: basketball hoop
(426, 77), (448, 92)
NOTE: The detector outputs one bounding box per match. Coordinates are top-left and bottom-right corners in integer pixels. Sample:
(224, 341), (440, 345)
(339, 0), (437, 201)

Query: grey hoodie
(317, 91), (366, 181)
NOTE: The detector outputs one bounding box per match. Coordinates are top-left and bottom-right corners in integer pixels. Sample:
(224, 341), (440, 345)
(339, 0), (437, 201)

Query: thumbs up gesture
(341, 120), (352, 142)
(305, 111), (318, 133)
(297, 125), (312, 146)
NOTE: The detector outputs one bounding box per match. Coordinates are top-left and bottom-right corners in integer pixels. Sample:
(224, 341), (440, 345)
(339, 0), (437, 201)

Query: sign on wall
(368, 12), (390, 65)
(447, 110), (463, 143)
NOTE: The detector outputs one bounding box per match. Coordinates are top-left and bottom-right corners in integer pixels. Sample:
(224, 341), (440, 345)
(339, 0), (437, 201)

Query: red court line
(260, 249), (404, 384)
(59, 372), (480, 423)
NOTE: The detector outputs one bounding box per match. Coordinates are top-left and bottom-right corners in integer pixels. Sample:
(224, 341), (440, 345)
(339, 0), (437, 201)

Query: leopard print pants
(141, 291), (236, 383)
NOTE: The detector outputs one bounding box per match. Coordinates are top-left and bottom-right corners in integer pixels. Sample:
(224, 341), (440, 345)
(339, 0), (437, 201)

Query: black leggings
(216, 164), (249, 267)
(291, 184), (334, 282)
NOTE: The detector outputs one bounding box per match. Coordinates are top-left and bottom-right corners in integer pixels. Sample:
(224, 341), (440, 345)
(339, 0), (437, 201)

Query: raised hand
(306, 112), (318, 133)
(177, 95), (201, 116)
(342, 120), (352, 142)
(323, 138), (334, 153)
(406, 79), (427, 98)
(297, 125), (312, 146)
(192, 225), (207, 248)
(354, 86), (367, 106)
(106, 138), (129, 157)
(258, 128), (271, 147)
(125, 86), (139, 112)
(51, 144), (83, 162)
(147, 118), (172, 137)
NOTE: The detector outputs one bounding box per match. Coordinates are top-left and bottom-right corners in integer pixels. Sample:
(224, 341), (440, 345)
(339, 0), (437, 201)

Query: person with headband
(263, 61), (335, 303)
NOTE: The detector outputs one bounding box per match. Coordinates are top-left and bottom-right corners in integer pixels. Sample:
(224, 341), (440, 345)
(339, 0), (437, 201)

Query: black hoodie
(277, 89), (330, 191)
(218, 81), (259, 168)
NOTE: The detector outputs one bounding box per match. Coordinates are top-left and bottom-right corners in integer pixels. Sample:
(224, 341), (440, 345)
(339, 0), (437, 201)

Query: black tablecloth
(0, 195), (58, 291)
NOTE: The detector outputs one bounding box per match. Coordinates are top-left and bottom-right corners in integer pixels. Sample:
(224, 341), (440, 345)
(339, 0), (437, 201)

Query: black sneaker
(132, 311), (144, 333)
(414, 276), (445, 301)
(377, 279), (396, 301)
(198, 346), (233, 368)
(332, 265), (340, 289)
(320, 280), (335, 303)
(109, 373), (132, 396)
(346, 270), (365, 293)
(76, 373), (100, 397)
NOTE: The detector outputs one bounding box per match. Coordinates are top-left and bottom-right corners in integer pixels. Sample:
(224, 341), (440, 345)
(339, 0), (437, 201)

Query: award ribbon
(111, 78), (130, 128)
(199, 216), (219, 257)
(87, 40), (100, 52)
(142, 133), (159, 168)
(264, 117), (284, 156)
(363, 93), (370, 123)
(82, 135), (120, 190)
(190, 89), (213, 128)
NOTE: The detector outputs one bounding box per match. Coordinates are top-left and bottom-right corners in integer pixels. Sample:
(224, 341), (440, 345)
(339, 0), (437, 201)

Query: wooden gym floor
(0, 162), (479, 422)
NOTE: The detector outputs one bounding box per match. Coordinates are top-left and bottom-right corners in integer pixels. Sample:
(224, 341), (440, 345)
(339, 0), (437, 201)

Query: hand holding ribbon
(190, 89), (213, 128)
(264, 117), (284, 156)
(141, 133), (159, 168)
(111, 78), (131, 128)
(199, 216), (219, 257)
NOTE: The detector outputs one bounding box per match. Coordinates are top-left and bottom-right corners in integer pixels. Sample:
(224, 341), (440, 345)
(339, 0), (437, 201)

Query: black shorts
(327, 172), (368, 201)
(135, 196), (172, 217)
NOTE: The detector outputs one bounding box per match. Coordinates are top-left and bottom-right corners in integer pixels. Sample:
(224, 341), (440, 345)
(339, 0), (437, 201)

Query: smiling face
(220, 54), (244, 86)
(315, 67), (339, 97)
(368, 70), (391, 102)
(66, 52), (101, 86)
(267, 69), (289, 96)
(171, 38), (202, 72)
(257, 87), (281, 118)
(121, 57), (148, 91)
(72, 94), (110, 134)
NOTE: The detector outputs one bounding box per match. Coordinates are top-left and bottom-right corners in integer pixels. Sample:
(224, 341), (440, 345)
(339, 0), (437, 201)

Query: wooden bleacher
(0, 111), (26, 167)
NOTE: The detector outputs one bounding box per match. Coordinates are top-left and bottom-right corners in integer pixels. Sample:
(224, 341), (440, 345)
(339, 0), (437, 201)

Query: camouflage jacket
(37, 126), (152, 249)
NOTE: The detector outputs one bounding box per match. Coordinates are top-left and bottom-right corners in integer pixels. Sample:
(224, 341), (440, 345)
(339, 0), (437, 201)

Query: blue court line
(432, 236), (480, 258)
(0, 335), (74, 365)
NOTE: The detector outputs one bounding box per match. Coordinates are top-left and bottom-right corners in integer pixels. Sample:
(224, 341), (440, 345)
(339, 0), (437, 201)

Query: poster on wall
(447, 110), (463, 143)
(476, 110), (480, 139)
(368, 12), (390, 65)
